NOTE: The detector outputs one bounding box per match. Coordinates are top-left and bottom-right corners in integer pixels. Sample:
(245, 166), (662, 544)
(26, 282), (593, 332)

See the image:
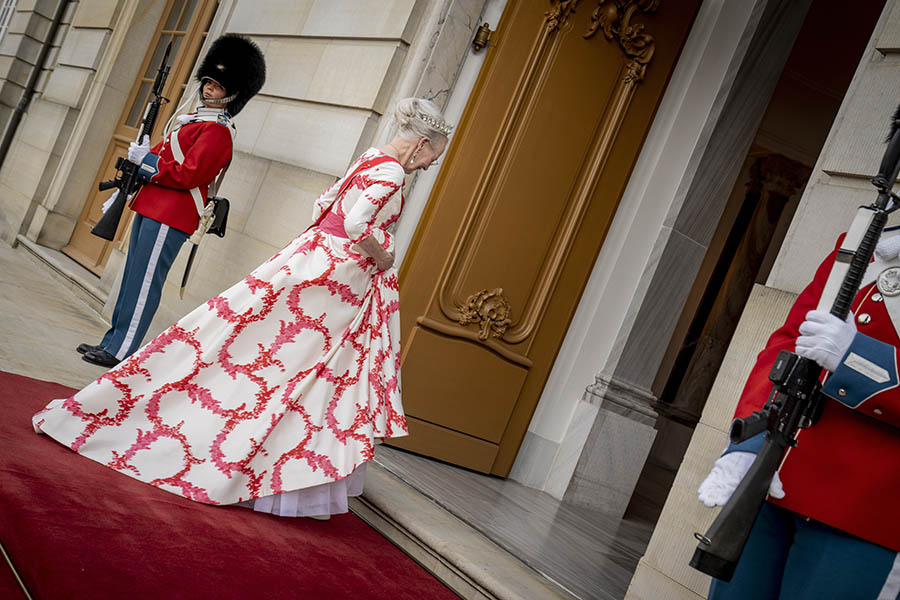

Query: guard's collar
(178, 107), (234, 130)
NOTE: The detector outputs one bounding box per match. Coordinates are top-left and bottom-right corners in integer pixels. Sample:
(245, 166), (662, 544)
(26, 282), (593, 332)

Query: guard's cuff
(138, 153), (160, 181)
(723, 432), (764, 456)
(821, 332), (898, 408)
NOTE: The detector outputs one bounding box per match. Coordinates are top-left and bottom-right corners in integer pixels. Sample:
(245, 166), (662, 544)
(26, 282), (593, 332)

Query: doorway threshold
(357, 446), (654, 600)
(352, 459), (575, 600)
(14, 235), (108, 317)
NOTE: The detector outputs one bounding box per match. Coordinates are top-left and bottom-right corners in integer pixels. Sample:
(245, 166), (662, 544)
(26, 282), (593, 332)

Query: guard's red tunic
(734, 238), (900, 552)
(130, 120), (233, 234)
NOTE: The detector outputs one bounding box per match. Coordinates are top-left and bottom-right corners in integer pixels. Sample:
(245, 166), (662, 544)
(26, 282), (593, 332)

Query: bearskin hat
(196, 33), (266, 117)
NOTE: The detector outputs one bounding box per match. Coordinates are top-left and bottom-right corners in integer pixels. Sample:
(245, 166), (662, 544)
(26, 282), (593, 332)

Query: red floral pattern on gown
(33, 148), (408, 505)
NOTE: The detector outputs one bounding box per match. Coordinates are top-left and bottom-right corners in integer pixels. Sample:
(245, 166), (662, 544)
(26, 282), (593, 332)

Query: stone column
(564, 374), (658, 515)
(562, 0), (812, 519)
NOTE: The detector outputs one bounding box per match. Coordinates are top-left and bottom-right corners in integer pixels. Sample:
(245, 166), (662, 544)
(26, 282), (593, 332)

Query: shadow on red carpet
(0, 371), (457, 599)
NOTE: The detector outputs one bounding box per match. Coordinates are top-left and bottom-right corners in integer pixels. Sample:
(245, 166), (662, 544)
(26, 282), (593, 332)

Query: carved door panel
(62, 0), (217, 275)
(393, 0), (701, 475)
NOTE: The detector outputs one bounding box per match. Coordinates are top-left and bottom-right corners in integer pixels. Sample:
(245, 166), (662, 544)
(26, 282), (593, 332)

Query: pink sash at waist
(318, 210), (348, 239)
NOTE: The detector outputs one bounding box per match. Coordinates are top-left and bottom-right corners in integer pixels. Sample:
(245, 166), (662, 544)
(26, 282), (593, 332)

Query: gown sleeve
(343, 163), (404, 246)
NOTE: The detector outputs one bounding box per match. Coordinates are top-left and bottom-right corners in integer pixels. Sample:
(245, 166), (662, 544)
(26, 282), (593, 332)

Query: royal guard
(697, 228), (900, 598)
(78, 33), (266, 367)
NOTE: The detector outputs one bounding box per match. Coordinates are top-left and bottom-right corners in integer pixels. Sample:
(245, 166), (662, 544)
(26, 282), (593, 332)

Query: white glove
(795, 309), (856, 372)
(697, 451), (785, 507)
(127, 134), (151, 165)
(875, 234), (900, 260)
(101, 190), (118, 214)
(100, 190), (132, 214)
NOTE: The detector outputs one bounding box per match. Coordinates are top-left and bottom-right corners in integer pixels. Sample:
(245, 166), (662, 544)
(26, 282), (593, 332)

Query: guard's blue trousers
(101, 214), (188, 360)
(709, 503), (900, 600)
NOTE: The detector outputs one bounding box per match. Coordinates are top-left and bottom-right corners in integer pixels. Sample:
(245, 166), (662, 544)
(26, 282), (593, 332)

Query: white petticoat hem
(235, 463), (366, 517)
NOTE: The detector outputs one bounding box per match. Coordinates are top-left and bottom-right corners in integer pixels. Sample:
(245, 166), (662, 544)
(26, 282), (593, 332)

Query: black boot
(76, 343), (104, 355)
(82, 349), (121, 367)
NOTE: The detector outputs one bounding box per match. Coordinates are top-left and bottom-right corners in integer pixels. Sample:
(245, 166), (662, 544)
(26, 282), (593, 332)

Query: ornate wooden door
(393, 0), (701, 475)
(62, 0), (218, 275)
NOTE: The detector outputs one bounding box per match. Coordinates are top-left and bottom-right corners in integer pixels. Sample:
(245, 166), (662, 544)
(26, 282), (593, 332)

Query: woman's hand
(356, 235), (394, 271)
(374, 251), (394, 271)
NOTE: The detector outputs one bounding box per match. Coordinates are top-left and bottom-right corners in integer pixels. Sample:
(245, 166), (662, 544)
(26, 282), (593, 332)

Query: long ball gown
(33, 148), (408, 516)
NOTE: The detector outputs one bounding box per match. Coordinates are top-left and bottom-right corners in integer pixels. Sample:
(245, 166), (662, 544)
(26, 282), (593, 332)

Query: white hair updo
(392, 97), (453, 141)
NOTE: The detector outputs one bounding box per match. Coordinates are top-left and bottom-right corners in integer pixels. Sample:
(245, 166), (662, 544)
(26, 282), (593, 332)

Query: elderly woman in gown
(33, 98), (451, 519)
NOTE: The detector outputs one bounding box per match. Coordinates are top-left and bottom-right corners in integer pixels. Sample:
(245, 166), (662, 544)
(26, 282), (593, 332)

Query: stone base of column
(563, 375), (658, 519)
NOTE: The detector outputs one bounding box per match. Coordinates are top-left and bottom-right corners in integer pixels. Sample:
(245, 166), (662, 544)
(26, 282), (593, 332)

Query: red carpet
(0, 372), (456, 599)
(0, 554), (26, 599)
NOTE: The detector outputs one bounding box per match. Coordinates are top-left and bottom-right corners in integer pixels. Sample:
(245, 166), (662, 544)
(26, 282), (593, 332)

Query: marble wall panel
(71, 0), (120, 29)
(819, 62), (900, 177)
(302, 0), (418, 40)
(0, 33), (42, 64)
(0, 181), (31, 243)
(227, 0), (314, 36)
(260, 38), (401, 110)
(42, 64), (92, 108)
(876, 0), (900, 50)
(56, 27), (108, 70)
(230, 97), (269, 155)
(243, 161), (336, 248)
(1, 138), (49, 199)
(768, 175), (880, 295)
(700, 284), (795, 430)
(216, 150), (270, 233)
(258, 37), (324, 101)
(16, 0), (60, 17)
(0, 80), (24, 108)
(8, 6), (51, 40)
(16, 97), (68, 152)
(639, 423), (724, 596)
(252, 100), (370, 177)
(0, 56), (34, 87)
(307, 41), (402, 109)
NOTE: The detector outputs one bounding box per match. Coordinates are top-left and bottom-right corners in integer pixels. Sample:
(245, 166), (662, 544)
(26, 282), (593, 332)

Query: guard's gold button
(872, 293), (884, 302)
(858, 313), (872, 324)
(838, 388), (847, 397)
(874, 408), (883, 415)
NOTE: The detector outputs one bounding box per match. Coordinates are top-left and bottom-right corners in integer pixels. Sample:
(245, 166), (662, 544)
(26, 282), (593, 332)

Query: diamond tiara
(419, 114), (453, 136)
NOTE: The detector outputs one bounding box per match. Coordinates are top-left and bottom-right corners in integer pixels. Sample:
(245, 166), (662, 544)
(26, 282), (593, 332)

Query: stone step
(14, 235), (108, 318)
(351, 462), (575, 600)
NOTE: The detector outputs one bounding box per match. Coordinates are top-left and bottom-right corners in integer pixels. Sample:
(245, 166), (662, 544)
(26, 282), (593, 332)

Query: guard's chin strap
(201, 92), (237, 105)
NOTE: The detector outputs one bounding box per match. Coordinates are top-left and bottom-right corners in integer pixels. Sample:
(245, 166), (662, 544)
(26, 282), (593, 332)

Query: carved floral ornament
(457, 288), (513, 341)
(545, 0), (659, 82)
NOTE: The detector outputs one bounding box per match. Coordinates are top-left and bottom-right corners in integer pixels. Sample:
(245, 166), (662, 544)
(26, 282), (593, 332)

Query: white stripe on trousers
(115, 223), (170, 360)
(878, 553), (900, 600)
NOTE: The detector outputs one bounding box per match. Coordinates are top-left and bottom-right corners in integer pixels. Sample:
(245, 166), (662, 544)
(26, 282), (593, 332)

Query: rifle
(91, 42), (172, 241)
(689, 104), (900, 582)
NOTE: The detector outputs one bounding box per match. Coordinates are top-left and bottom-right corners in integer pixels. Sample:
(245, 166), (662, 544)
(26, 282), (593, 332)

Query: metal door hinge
(472, 22), (493, 52)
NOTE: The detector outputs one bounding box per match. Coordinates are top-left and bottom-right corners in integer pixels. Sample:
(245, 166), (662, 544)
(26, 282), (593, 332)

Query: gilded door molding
(430, 0), (661, 352)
